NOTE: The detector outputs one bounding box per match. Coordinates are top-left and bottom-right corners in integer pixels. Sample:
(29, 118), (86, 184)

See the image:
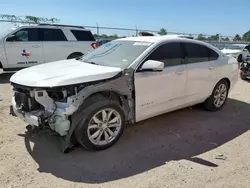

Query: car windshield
(224, 44), (244, 50)
(80, 40), (152, 69)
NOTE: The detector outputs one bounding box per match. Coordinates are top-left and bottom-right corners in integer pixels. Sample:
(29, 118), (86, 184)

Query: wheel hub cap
(87, 108), (122, 146)
(213, 83), (227, 108)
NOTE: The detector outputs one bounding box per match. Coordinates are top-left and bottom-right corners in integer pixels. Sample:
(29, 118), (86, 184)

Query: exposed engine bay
(12, 83), (88, 136)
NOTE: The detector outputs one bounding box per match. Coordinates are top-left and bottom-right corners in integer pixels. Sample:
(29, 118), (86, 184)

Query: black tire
(73, 94), (126, 151)
(237, 54), (243, 63)
(204, 79), (229, 111)
(67, 53), (83, 60)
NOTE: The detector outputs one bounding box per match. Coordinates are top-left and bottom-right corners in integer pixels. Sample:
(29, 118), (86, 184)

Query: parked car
(10, 36), (238, 152)
(96, 38), (113, 46)
(221, 43), (250, 62)
(138, 31), (194, 39)
(0, 24), (98, 71)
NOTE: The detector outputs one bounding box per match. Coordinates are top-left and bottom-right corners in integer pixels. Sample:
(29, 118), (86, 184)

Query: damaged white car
(10, 36), (238, 152)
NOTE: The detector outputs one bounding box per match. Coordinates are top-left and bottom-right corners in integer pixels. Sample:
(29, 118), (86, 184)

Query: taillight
(91, 43), (98, 49)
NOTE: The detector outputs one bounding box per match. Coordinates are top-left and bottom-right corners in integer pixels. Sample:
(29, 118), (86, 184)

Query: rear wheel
(67, 53), (83, 60)
(73, 95), (126, 151)
(204, 79), (229, 111)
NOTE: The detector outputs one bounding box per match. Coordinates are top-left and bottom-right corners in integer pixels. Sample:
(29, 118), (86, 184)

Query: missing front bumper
(12, 96), (41, 127)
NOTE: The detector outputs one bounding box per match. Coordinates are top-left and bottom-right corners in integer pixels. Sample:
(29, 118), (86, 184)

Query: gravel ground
(0, 72), (250, 188)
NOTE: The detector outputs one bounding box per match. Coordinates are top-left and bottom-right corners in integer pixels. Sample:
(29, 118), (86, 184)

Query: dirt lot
(0, 72), (250, 188)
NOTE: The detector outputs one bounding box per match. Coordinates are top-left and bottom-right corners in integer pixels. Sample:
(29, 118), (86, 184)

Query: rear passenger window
(70, 30), (95, 41)
(41, 28), (67, 41)
(146, 42), (182, 67)
(184, 43), (209, 63)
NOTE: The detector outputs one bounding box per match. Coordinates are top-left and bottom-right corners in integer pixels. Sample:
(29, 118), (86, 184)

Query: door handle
(175, 70), (184, 75)
(208, 67), (215, 70)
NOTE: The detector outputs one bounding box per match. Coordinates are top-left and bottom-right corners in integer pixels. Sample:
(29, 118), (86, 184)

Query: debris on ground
(168, 130), (180, 138)
(215, 154), (227, 160)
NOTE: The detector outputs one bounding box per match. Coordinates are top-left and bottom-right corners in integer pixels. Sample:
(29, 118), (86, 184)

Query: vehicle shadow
(19, 98), (250, 184)
(0, 72), (14, 84)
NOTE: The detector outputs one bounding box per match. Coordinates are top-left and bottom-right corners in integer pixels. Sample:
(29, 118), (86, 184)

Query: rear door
(4, 27), (43, 69)
(41, 28), (72, 62)
(70, 29), (96, 54)
(183, 42), (219, 103)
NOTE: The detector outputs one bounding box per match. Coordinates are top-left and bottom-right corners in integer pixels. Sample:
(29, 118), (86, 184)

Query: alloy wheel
(87, 108), (122, 146)
(213, 83), (228, 108)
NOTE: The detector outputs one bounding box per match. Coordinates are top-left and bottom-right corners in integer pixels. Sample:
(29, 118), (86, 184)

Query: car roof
(117, 35), (211, 46)
(117, 35), (185, 43)
(14, 23), (91, 31)
(117, 36), (223, 55)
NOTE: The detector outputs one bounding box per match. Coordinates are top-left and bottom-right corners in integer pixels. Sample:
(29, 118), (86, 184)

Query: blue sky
(1, 0), (249, 37)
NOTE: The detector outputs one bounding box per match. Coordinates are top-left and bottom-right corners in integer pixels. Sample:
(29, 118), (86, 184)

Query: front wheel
(204, 79), (229, 111)
(74, 96), (126, 151)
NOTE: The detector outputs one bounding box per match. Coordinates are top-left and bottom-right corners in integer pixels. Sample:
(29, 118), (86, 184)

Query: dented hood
(10, 59), (122, 87)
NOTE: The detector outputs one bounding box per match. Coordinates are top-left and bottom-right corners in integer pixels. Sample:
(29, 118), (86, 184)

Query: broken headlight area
(11, 83), (85, 136)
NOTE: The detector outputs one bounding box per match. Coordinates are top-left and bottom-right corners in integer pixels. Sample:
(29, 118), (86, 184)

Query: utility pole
(96, 22), (99, 36)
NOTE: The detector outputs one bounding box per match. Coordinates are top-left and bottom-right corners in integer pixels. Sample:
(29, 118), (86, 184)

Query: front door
(4, 28), (44, 69)
(134, 42), (187, 122)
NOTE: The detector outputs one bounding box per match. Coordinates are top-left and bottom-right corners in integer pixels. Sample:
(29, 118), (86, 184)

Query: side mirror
(243, 48), (248, 52)
(140, 60), (164, 72)
(6, 35), (19, 42)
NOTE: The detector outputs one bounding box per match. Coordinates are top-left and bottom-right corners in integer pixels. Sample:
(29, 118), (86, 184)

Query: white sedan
(10, 36), (238, 152)
(221, 44), (250, 62)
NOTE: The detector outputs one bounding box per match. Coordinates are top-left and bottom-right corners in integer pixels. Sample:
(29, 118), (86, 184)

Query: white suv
(0, 24), (97, 71)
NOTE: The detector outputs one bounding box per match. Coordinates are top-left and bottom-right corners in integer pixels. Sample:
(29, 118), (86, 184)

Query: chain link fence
(1, 19), (249, 49)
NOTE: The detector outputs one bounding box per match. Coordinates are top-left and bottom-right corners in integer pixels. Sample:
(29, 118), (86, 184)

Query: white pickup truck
(0, 24), (97, 71)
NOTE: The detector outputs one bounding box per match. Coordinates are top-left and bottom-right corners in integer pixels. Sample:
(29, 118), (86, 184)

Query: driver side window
(6, 28), (39, 42)
(145, 42), (183, 67)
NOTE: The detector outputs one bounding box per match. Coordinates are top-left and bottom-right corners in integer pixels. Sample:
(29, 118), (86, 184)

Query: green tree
(0, 14), (59, 24)
(24, 15), (59, 23)
(222, 37), (230, 41)
(0, 14), (21, 21)
(208, 34), (220, 41)
(157, 28), (167, 35)
(233, 34), (241, 41)
(197, 34), (206, 40)
(109, 34), (118, 39)
(242, 30), (250, 41)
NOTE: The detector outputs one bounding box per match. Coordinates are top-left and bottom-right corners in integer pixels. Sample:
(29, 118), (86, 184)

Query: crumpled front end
(11, 83), (81, 137)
